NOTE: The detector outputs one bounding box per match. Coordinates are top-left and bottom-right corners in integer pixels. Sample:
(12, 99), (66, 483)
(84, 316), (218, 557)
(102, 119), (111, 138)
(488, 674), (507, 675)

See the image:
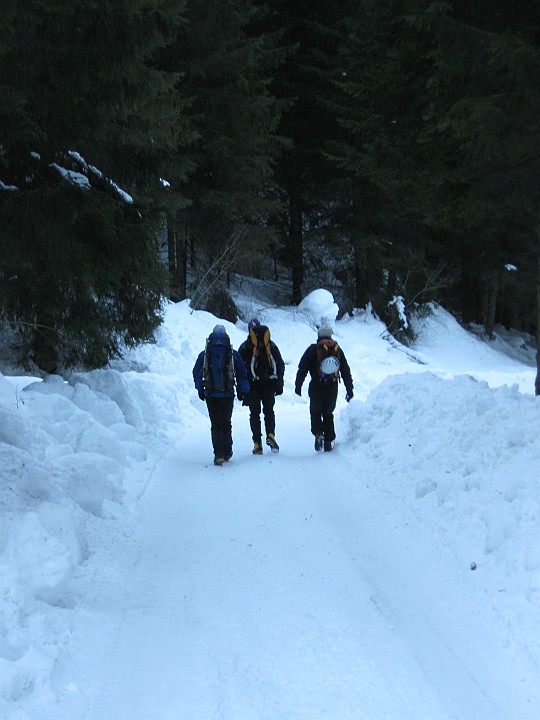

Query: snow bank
(346, 371), (540, 672)
(0, 365), (182, 715)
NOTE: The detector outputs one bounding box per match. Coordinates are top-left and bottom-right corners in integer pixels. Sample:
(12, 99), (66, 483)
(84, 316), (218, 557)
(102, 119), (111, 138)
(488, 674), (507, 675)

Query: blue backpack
(203, 332), (235, 393)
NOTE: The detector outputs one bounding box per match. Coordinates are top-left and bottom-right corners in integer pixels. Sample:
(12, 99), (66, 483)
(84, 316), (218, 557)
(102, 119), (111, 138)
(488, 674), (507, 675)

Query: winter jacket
(193, 345), (250, 399)
(295, 341), (353, 397)
(238, 336), (285, 391)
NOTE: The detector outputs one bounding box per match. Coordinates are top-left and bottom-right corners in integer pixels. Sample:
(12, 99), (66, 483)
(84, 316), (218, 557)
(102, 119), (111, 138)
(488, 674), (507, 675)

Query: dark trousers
(206, 397), (234, 459)
(248, 385), (276, 442)
(308, 380), (338, 441)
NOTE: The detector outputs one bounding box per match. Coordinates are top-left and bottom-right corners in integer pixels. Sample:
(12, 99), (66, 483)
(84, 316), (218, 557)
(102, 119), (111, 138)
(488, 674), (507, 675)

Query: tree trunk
(534, 223), (540, 396)
(177, 223), (188, 301)
(483, 269), (498, 338)
(460, 242), (480, 325)
(167, 215), (189, 302)
(32, 313), (59, 374)
(167, 216), (180, 302)
(353, 240), (371, 309)
(352, 190), (364, 308)
(353, 243), (364, 308)
(352, 189), (372, 309)
(289, 175), (303, 305)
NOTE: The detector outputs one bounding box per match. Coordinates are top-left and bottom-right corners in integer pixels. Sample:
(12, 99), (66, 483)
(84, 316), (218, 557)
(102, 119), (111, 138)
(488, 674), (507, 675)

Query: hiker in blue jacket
(193, 324), (251, 465)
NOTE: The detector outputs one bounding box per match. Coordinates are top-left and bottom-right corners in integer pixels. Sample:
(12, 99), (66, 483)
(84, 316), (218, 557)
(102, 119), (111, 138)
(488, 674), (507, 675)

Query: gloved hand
(295, 386), (302, 397)
(275, 384), (283, 396)
(198, 388), (205, 401)
(345, 392), (353, 402)
(242, 392), (252, 407)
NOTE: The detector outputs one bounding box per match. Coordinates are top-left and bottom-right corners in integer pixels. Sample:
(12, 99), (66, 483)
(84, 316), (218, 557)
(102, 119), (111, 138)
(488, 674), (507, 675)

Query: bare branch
(189, 227), (246, 311)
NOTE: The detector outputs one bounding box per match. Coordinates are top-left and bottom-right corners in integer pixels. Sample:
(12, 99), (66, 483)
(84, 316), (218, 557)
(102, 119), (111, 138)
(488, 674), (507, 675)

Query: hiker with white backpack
(295, 325), (354, 452)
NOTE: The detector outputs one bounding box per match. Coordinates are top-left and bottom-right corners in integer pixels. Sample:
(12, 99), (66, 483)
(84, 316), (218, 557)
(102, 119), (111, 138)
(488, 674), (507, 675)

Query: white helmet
(320, 355), (340, 375)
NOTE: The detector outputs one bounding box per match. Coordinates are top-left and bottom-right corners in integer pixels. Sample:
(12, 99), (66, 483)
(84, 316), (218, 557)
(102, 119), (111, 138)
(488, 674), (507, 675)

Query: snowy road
(52, 402), (521, 720)
(2, 297), (537, 720)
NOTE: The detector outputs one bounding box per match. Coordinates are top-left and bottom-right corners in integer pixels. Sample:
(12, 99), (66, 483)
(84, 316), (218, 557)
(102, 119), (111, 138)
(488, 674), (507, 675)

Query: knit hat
(317, 325), (333, 339)
(212, 324), (227, 335)
(248, 318), (260, 332)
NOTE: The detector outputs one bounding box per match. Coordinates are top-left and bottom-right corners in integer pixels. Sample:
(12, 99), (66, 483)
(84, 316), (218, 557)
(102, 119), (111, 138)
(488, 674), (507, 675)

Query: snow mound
(297, 289), (339, 328)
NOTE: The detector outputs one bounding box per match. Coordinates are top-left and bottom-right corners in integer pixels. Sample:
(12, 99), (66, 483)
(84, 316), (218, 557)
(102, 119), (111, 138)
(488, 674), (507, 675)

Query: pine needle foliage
(0, 0), (192, 371)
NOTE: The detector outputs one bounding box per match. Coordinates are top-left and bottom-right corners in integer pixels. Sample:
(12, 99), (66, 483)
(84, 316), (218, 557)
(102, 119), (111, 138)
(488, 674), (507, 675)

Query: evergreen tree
(268, 0), (351, 304)
(413, 0), (540, 339)
(325, 0), (539, 351)
(0, 0), (193, 371)
(166, 0), (287, 310)
(319, 0), (438, 326)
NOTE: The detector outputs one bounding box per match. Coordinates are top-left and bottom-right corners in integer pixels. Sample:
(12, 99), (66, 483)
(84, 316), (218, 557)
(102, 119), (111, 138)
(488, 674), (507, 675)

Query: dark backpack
(249, 325), (277, 380)
(317, 338), (341, 381)
(203, 333), (235, 393)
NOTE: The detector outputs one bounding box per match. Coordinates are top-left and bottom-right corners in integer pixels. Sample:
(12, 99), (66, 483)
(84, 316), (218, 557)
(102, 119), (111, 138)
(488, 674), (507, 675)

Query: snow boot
(266, 434), (279, 453)
(224, 450), (233, 462)
(252, 441), (263, 455)
(214, 456), (226, 466)
(314, 432), (324, 452)
(323, 439), (333, 452)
